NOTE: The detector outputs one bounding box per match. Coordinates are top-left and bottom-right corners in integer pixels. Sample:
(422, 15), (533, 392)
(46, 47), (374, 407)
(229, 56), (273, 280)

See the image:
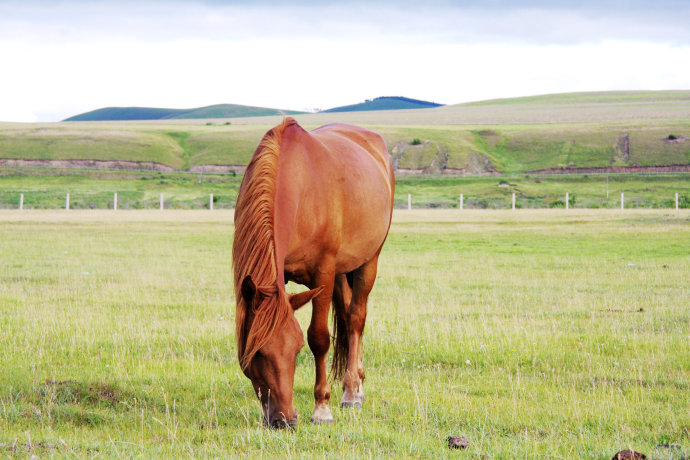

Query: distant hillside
(64, 104), (305, 121)
(321, 96), (443, 113)
(459, 90), (690, 107)
(2, 90), (686, 176)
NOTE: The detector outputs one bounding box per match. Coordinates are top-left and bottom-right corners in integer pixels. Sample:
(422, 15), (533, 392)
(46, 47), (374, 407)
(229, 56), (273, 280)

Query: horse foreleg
(341, 255), (378, 408)
(307, 268), (335, 424)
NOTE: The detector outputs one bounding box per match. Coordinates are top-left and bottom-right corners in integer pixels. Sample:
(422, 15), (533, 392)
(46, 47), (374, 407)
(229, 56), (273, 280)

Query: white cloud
(0, 1), (689, 121)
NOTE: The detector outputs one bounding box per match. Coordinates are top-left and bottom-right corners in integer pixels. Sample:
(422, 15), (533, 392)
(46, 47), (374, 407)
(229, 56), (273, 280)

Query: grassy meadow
(0, 170), (687, 210)
(0, 209), (688, 458)
(1, 91), (689, 174)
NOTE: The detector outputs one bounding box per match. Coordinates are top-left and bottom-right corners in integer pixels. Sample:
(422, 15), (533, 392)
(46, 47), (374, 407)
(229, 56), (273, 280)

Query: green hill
(1, 90), (687, 174)
(460, 90), (690, 107)
(321, 96), (443, 113)
(63, 104), (305, 121)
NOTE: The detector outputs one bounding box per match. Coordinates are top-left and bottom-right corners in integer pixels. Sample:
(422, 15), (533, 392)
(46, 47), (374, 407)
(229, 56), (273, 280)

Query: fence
(403, 192), (687, 210)
(5, 191), (689, 211)
(10, 192), (231, 211)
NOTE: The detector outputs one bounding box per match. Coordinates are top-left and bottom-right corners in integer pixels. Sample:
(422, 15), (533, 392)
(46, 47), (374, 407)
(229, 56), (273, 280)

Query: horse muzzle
(265, 410), (298, 429)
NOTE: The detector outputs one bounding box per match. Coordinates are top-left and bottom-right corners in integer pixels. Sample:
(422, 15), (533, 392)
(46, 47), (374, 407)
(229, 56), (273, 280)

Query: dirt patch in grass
(665, 135), (688, 144)
(41, 379), (122, 406)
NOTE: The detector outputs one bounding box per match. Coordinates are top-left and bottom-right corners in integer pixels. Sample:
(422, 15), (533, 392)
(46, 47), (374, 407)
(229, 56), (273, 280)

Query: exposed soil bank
(0, 158), (688, 175)
(188, 164), (245, 174)
(0, 159), (247, 175)
(530, 164), (690, 174)
(0, 158), (177, 172)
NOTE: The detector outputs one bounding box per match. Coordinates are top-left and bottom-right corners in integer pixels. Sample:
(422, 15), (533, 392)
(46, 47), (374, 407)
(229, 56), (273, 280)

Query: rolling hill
(63, 104), (305, 122)
(320, 96), (443, 113)
(1, 90), (687, 175)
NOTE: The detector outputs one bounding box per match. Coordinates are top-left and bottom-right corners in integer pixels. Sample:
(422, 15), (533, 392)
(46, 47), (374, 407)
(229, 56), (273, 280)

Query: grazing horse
(233, 117), (394, 427)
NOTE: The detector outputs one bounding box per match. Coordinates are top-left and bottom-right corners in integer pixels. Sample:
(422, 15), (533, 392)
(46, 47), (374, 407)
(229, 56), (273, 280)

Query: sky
(1, 0), (689, 122)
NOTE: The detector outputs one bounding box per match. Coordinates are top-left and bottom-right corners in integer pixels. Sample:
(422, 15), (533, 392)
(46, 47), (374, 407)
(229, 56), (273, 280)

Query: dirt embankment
(189, 164), (246, 174)
(530, 164), (690, 174)
(0, 158), (178, 172)
(0, 159), (246, 174)
(1, 158), (688, 176)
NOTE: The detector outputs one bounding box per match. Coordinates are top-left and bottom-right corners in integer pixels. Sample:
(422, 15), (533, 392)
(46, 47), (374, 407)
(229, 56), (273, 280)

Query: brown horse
(233, 117), (394, 427)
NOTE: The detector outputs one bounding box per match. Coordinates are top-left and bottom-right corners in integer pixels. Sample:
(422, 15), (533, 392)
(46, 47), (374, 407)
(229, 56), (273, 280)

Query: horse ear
(289, 286), (324, 311)
(241, 275), (257, 304)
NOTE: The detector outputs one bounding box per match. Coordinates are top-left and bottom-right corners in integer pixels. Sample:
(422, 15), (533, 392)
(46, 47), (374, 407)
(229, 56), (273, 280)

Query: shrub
(410, 138), (422, 145)
(668, 134), (677, 140)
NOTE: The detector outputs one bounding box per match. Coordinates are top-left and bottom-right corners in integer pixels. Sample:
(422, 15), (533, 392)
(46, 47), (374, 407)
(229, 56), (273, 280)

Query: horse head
(238, 275), (322, 428)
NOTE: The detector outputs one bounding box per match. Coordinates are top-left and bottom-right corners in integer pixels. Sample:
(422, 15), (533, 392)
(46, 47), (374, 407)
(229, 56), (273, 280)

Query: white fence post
(621, 192), (624, 209)
(160, 193), (164, 210)
(210, 194), (214, 210)
(676, 192), (679, 210)
(19, 193), (23, 210)
(459, 193), (464, 210)
(566, 192), (569, 210)
(114, 192), (117, 211)
(512, 193), (516, 210)
(407, 193), (411, 210)
(66, 193), (70, 211)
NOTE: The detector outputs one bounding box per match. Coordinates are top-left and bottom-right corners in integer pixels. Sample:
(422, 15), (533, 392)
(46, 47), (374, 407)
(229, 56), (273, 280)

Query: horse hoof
(310, 415), (334, 425)
(310, 405), (334, 424)
(340, 400), (362, 409)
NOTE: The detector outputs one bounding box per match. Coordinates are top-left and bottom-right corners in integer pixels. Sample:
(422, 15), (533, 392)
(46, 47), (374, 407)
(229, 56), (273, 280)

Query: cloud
(1, 0), (689, 45)
(0, 0), (689, 121)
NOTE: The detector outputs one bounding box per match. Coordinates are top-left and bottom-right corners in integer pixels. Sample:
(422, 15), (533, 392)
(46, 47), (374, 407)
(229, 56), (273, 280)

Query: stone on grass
(611, 450), (646, 460)
(447, 436), (469, 449)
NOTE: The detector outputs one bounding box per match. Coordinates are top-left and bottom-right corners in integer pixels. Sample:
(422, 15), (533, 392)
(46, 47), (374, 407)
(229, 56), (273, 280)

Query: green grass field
(1, 209), (688, 458)
(1, 91), (689, 173)
(0, 170), (687, 210)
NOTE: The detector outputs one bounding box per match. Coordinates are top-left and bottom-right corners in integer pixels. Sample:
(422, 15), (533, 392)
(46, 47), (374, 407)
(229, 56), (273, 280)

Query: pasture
(1, 90), (689, 174)
(0, 209), (688, 458)
(0, 170), (688, 210)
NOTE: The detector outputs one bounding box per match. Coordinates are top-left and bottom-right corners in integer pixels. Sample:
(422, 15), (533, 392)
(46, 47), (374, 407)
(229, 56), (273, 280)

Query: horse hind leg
(341, 254), (379, 408)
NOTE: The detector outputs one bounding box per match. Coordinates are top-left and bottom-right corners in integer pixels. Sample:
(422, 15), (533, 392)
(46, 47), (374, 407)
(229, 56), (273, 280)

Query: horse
(232, 117), (394, 428)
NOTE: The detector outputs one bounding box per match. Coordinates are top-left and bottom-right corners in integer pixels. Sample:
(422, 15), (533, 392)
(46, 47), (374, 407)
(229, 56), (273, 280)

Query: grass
(0, 171), (243, 210)
(0, 209), (688, 458)
(0, 170), (688, 210)
(1, 91), (689, 173)
(393, 173), (690, 209)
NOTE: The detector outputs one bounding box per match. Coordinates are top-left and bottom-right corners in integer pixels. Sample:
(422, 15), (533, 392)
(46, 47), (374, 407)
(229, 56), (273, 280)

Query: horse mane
(232, 118), (295, 370)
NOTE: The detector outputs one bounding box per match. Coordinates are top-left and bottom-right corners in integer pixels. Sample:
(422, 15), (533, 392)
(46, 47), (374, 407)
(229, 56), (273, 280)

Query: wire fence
(397, 192), (688, 210)
(2, 191), (688, 210)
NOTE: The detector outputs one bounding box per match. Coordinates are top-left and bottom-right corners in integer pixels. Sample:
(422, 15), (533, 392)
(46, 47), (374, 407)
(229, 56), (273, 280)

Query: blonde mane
(232, 118), (294, 370)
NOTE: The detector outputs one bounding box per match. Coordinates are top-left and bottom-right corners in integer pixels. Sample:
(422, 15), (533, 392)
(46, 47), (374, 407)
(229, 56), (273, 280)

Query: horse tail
(330, 272), (353, 380)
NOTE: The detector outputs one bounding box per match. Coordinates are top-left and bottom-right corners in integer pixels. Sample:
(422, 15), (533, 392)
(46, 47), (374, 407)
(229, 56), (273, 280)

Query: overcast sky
(1, 0), (689, 122)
